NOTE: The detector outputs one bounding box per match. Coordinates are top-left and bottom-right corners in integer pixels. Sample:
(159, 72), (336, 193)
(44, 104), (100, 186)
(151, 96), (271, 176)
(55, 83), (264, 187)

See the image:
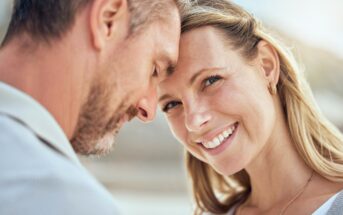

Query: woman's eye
(203, 75), (222, 88)
(162, 101), (181, 113)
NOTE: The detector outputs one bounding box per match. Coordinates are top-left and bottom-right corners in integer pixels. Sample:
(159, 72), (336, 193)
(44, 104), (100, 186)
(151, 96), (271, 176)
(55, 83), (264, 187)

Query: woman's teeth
(202, 124), (236, 149)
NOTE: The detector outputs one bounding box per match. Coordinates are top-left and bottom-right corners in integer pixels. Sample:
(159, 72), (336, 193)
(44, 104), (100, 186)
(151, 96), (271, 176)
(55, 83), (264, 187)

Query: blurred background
(1, 0), (342, 214)
(0, 0), (13, 43)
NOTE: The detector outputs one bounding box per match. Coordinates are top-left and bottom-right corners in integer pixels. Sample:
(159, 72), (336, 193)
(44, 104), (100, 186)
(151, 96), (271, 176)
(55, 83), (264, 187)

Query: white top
(0, 82), (119, 215)
(225, 190), (342, 215)
(312, 191), (341, 215)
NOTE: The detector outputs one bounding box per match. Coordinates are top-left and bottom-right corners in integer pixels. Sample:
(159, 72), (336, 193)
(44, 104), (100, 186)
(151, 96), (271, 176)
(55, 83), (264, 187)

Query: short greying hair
(1, 0), (180, 46)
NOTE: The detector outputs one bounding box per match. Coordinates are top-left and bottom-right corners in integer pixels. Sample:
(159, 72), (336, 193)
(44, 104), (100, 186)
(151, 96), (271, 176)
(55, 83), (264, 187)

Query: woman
(158, 0), (343, 214)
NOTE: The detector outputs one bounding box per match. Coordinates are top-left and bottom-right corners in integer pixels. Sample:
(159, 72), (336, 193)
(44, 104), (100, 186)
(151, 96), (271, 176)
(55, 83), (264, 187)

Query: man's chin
(71, 130), (119, 156)
(71, 94), (137, 156)
(92, 132), (119, 155)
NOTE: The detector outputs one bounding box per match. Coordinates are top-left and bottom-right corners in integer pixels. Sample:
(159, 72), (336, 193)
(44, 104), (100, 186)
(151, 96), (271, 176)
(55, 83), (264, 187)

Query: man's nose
(136, 87), (158, 123)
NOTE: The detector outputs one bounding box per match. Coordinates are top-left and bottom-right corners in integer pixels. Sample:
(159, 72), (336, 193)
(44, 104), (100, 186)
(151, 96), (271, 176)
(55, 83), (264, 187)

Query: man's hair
(1, 0), (178, 46)
(127, 0), (177, 36)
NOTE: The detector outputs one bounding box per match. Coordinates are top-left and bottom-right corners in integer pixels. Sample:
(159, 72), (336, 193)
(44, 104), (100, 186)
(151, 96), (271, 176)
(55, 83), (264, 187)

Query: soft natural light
(234, 0), (343, 58)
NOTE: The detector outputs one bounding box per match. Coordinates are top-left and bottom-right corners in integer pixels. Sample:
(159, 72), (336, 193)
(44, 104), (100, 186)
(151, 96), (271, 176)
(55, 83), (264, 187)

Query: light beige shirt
(0, 81), (80, 164)
(0, 81), (119, 215)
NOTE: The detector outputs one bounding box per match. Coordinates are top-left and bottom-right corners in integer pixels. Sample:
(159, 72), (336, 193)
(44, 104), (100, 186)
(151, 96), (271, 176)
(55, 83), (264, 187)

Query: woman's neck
(244, 107), (313, 210)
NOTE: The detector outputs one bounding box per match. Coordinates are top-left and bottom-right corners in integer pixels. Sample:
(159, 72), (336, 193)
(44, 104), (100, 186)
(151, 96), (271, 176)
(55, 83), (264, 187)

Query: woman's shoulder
(204, 189), (343, 215)
(202, 204), (239, 215)
(225, 206), (237, 215)
(324, 189), (343, 214)
(313, 189), (343, 215)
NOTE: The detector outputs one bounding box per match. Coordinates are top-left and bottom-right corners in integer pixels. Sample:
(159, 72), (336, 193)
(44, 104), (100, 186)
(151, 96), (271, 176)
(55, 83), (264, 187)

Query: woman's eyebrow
(159, 67), (227, 102)
(158, 94), (172, 103)
(189, 67), (226, 86)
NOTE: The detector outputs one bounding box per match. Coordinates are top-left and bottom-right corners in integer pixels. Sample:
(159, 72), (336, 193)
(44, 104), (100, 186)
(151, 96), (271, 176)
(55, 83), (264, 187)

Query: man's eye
(152, 66), (159, 77)
(203, 75), (222, 88)
(162, 101), (181, 113)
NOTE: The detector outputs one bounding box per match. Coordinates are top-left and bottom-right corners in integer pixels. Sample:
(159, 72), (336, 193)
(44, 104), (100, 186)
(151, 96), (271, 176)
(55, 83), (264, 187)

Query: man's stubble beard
(70, 74), (138, 156)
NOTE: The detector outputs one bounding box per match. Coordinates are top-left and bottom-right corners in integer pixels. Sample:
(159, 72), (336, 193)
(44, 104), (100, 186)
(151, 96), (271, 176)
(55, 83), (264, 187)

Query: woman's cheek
(210, 84), (237, 109)
(168, 116), (187, 145)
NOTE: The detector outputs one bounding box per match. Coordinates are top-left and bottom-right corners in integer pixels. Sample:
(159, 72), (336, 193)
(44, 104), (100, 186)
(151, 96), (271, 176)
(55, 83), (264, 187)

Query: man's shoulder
(0, 115), (119, 215)
(0, 114), (69, 169)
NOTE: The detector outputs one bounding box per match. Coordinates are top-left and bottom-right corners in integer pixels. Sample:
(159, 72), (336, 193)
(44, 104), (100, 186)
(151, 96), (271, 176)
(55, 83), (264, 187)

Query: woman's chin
(210, 163), (245, 177)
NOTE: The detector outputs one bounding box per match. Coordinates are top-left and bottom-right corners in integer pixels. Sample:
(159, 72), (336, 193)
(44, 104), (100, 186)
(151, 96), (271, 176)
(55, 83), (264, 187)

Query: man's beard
(70, 76), (138, 156)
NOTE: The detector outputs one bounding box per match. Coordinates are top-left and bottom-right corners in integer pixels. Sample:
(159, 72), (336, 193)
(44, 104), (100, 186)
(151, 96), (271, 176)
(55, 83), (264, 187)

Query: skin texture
(0, 0), (180, 155)
(158, 26), (343, 214)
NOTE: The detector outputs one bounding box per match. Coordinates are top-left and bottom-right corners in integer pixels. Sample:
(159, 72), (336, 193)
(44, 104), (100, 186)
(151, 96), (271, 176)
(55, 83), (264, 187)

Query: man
(0, 0), (180, 214)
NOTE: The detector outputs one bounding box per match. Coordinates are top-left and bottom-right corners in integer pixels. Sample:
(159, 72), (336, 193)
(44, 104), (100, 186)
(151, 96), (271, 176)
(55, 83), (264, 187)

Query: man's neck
(0, 37), (84, 139)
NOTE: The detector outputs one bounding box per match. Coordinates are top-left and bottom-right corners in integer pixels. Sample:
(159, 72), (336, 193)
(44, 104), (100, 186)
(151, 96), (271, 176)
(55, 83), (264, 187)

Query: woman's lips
(199, 122), (239, 156)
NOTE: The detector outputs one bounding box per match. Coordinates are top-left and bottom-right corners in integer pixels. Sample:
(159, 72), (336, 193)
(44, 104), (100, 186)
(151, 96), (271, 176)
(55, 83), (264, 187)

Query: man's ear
(89, 0), (129, 50)
(256, 40), (280, 87)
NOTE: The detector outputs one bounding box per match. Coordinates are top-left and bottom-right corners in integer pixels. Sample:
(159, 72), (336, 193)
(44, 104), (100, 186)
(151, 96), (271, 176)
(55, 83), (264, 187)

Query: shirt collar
(0, 81), (80, 165)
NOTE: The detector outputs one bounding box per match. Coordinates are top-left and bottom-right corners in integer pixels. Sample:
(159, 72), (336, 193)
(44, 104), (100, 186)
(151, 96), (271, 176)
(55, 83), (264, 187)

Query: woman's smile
(194, 122), (239, 155)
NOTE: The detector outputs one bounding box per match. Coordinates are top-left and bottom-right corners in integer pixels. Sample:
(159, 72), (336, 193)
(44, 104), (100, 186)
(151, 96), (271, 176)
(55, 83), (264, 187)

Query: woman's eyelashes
(162, 100), (182, 113)
(202, 75), (223, 90)
(161, 75), (223, 113)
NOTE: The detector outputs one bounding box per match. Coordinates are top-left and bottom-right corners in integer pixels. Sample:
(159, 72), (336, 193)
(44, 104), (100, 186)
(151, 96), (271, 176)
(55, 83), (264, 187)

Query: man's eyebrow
(163, 59), (176, 76)
(166, 63), (176, 76)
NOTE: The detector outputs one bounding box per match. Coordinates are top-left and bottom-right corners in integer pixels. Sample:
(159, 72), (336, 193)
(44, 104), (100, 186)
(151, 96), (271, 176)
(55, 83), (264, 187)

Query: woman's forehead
(158, 27), (240, 97)
(179, 27), (227, 55)
(176, 30), (227, 70)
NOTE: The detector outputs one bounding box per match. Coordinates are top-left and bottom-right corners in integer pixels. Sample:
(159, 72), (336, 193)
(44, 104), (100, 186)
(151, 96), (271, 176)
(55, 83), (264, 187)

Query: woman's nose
(184, 102), (212, 132)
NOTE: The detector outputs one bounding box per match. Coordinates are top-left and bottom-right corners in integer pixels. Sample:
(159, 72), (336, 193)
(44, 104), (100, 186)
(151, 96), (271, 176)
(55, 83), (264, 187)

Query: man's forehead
(155, 30), (179, 75)
(157, 66), (184, 102)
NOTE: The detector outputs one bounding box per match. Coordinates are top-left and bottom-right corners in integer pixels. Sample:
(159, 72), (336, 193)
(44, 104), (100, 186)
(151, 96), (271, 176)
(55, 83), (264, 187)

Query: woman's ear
(89, 0), (129, 50)
(256, 40), (280, 90)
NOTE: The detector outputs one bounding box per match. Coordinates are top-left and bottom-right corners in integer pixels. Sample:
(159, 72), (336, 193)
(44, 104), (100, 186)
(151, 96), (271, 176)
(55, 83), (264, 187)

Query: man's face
(71, 5), (180, 155)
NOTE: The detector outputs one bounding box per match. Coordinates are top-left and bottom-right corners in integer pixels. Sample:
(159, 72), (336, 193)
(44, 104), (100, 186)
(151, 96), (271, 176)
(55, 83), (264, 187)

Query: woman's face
(158, 26), (277, 175)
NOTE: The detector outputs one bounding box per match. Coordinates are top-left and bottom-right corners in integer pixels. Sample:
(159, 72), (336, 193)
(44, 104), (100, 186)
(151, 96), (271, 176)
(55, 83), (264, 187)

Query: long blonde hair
(178, 0), (343, 214)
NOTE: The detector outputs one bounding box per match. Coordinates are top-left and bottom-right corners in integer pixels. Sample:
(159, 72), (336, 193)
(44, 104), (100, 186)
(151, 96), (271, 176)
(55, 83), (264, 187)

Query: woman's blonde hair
(178, 0), (343, 214)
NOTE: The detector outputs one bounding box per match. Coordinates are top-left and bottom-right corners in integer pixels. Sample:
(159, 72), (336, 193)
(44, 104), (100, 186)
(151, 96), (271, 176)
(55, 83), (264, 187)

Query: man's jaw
(85, 105), (138, 155)
(92, 108), (138, 155)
